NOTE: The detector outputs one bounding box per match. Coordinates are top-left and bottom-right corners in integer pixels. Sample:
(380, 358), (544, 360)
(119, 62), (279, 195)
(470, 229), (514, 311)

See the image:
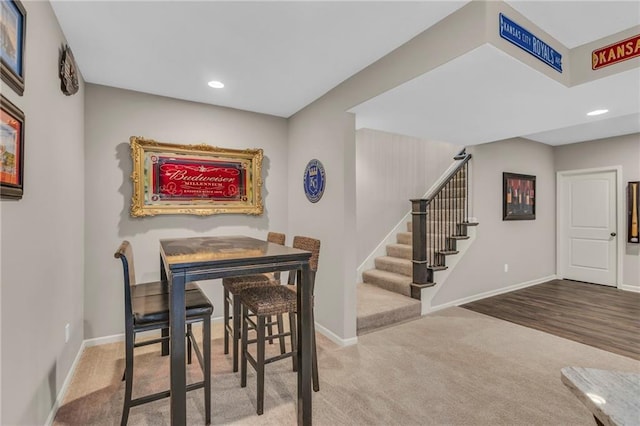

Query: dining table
(159, 235), (314, 426)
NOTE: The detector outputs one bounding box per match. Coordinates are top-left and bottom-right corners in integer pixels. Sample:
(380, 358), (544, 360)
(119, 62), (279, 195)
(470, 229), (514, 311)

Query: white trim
(357, 211), (411, 277)
(420, 223), (478, 314)
(556, 166), (623, 289)
(620, 285), (640, 293)
(84, 332), (126, 347)
(84, 316), (226, 348)
(314, 322), (357, 347)
(44, 340), (87, 426)
(428, 275), (557, 313)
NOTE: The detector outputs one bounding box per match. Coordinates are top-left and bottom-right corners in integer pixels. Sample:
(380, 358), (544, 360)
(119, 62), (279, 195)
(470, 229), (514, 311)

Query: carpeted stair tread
(362, 269), (412, 296)
(375, 256), (412, 276)
(356, 283), (421, 335)
(386, 243), (444, 260)
(397, 232), (458, 245)
(386, 243), (412, 259)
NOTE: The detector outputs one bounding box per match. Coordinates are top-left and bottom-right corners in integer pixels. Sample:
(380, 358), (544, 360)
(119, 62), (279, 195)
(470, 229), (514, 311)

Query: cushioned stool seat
(132, 290), (214, 325)
(238, 285), (297, 316)
(222, 274), (274, 293)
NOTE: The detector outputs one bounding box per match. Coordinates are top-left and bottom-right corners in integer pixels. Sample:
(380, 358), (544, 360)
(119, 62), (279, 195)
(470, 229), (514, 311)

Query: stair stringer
(418, 224), (478, 315)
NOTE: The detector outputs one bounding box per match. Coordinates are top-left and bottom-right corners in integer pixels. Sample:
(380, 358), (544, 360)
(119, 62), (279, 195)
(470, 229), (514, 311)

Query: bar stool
(237, 236), (320, 415)
(222, 232), (285, 372)
(114, 241), (213, 426)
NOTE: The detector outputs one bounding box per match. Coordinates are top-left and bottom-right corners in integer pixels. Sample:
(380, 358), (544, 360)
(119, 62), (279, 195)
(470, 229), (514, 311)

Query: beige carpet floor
(53, 307), (639, 425)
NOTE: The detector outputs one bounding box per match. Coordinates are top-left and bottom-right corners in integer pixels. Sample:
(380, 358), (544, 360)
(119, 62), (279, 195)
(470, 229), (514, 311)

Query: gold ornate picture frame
(130, 136), (263, 217)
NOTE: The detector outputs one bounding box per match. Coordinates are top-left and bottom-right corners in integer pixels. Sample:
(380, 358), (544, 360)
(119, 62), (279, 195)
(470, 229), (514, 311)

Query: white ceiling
(51, 1), (640, 146)
(50, 1), (467, 118)
(351, 44), (640, 145)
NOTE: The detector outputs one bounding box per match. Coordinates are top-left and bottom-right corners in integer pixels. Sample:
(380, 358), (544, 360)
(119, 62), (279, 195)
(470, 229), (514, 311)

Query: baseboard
(620, 284), (640, 293)
(428, 274), (558, 313)
(84, 316), (225, 348)
(314, 322), (357, 347)
(44, 339), (87, 426)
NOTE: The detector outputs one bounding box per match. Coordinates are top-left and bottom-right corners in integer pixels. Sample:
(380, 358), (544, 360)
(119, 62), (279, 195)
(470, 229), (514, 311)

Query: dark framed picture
(0, 0), (27, 95)
(503, 172), (535, 220)
(628, 181), (639, 243)
(1, 94), (25, 199)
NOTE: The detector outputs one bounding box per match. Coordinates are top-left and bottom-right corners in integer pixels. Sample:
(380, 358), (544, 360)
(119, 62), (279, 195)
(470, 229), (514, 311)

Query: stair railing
(410, 148), (471, 293)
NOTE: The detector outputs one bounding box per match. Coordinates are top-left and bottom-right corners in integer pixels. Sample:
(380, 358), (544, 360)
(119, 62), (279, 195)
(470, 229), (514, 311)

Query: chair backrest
(287, 236), (321, 293)
(114, 241), (136, 323)
(267, 231), (286, 245)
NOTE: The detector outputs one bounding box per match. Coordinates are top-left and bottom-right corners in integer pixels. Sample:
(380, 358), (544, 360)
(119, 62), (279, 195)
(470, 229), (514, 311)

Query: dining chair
(222, 232), (285, 372)
(114, 240), (213, 426)
(237, 236), (320, 415)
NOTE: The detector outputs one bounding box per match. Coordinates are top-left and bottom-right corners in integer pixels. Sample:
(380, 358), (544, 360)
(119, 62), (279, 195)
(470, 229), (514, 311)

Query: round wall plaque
(303, 159), (326, 203)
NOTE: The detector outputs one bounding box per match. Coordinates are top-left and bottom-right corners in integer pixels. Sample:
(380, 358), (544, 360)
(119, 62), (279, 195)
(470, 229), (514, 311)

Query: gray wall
(432, 138), (557, 305)
(356, 129), (458, 265)
(554, 133), (640, 289)
(84, 84), (289, 339)
(287, 104), (358, 340)
(287, 1), (487, 341)
(0, 2), (85, 424)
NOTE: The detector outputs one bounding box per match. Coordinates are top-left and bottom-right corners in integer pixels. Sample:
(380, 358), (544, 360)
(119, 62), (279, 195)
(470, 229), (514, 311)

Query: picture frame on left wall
(0, 0), (27, 95)
(1, 94), (25, 200)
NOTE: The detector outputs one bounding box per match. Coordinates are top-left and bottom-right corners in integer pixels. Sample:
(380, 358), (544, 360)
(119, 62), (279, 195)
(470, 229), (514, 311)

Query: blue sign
(303, 159), (326, 203)
(499, 13), (562, 73)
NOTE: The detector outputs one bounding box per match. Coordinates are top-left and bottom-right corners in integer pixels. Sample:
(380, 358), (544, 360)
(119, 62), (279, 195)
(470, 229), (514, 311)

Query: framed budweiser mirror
(129, 136), (263, 217)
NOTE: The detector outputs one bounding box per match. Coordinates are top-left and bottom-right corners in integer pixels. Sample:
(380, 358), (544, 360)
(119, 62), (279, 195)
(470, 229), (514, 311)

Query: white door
(559, 170), (617, 286)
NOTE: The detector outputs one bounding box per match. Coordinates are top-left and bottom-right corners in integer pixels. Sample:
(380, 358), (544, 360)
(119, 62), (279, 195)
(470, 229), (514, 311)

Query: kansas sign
(592, 34), (640, 70)
(499, 13), (562, 73)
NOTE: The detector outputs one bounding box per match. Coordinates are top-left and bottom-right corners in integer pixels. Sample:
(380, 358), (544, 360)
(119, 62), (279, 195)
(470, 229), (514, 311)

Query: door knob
(610, 232), (617, 237)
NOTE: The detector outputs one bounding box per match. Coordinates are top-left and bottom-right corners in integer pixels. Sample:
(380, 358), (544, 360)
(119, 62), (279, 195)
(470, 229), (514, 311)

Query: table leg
(297, 265), (312, 426)
(170, 271), (187, 426)
(161, 255), (170, 356)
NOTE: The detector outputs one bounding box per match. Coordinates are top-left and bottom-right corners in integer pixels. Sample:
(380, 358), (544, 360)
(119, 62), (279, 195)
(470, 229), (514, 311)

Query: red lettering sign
(592, 34), (640, 70)
(151, 155), (247, 201)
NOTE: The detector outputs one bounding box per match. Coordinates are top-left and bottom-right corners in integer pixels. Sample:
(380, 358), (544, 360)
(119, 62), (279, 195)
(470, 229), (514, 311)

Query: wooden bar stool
(115, 241), (213, 426)
(237, 236), (320, 415)
(222, 232), (285, 372)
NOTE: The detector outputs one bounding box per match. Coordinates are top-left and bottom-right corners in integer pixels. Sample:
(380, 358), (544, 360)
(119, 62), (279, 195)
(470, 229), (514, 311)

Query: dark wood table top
(160, 235), (310, 270)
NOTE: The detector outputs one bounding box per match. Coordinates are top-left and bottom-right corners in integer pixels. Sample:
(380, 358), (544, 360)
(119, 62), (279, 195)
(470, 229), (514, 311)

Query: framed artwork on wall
(503, 172), (535, 220)
(129, 136), (264, 217)
(0, 0), (27, 95)
(628, 181), (639, 243)
(0, 94), (24, 200)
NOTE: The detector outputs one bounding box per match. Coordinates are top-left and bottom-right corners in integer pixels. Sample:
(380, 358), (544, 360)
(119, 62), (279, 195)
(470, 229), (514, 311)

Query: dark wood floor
(462, 279), (640, 360)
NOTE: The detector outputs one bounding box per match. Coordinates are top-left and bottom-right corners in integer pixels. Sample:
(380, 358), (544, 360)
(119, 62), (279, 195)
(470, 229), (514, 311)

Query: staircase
(357, 150), (478, 335)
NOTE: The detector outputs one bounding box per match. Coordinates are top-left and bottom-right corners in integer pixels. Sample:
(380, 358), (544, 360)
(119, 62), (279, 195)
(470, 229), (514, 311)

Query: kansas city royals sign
(303, 159), (326, 203)
(499, 13), (562, 73)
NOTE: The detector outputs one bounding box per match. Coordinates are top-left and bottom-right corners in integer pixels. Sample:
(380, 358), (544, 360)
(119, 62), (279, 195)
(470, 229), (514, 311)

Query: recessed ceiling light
(587, 109), (608, 116)
(207, 80), (224, 89)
